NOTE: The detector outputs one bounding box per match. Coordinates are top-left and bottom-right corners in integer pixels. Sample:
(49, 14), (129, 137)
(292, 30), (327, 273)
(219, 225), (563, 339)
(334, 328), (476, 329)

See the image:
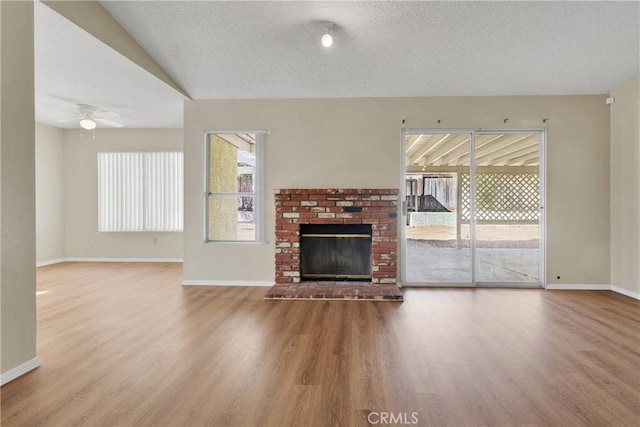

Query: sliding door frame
(400, 128), (546, 288)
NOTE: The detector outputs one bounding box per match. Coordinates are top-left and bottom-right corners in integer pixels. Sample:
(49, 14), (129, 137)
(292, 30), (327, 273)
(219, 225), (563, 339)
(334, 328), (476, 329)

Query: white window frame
(98, 151), (184, 232)
(204, 131), (267, 243)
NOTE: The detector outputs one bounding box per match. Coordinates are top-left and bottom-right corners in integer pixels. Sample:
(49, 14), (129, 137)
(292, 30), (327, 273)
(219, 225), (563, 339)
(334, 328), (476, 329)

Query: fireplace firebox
(300, 224), (372, 281)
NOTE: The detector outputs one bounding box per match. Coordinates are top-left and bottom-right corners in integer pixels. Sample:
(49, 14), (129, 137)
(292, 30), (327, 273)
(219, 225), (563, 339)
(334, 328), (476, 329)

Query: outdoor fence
(460, 172), (540, 223)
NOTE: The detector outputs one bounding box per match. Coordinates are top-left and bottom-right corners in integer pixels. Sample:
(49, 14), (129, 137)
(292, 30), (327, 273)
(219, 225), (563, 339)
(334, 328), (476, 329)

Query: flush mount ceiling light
(321, 23), (334, 48)
(80, 117), (97, 130)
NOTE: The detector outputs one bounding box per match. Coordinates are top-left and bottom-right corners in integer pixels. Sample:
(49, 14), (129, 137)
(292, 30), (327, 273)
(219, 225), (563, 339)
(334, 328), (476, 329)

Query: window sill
(204, 240), (269, 245)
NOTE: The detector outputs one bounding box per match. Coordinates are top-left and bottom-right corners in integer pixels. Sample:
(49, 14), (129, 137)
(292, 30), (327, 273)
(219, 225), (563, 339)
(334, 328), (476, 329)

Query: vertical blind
(98, 152), (183, 232)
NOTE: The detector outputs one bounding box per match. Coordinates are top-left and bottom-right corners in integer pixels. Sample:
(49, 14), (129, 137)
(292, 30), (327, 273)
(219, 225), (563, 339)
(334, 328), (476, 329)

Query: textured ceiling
(102, 1), (639, 99)
(36, 1), (639, 129)
(35, 1), (184, 129)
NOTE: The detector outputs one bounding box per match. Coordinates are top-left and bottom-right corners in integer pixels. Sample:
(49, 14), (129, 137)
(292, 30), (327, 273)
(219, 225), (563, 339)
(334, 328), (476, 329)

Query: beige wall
(610, 75), (640, 296)
(36, 123), (65, 263)
(184, 96), (610, 285)
(63, 128), (183, 259)
(1, 1), (37, 374)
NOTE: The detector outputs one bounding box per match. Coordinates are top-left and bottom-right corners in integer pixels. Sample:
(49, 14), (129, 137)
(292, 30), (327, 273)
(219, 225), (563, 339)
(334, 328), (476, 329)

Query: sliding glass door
(404, 133), (472, 283)
(402, 130), (544, 287)
(474, 132), (542, 283)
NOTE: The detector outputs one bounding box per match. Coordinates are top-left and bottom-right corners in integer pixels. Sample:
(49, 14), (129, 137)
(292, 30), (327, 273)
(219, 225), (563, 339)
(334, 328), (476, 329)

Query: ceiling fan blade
(77, 103), (99, 113)
(94, 110), (122, 119)
(94, 117), (124, 128)
(55, 117), (81, 123)
(43, 105), (81, 115)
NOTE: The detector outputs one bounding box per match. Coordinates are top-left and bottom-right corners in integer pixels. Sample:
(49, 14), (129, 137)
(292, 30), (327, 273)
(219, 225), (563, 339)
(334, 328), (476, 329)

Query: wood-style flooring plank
(1, 263), (639, 426)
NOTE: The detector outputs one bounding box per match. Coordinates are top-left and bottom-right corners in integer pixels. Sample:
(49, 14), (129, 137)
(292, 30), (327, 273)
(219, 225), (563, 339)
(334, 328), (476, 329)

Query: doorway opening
(402, 130), (545, 287)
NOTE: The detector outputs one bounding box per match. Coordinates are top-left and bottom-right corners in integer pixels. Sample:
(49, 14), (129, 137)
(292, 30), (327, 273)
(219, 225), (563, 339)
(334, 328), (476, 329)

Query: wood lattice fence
(460, 172), (539, 223)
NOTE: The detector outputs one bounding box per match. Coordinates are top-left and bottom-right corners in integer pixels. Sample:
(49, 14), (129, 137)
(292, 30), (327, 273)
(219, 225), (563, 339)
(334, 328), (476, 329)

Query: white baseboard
(545, 284), (611, 290)
(64, 257), (183, 263)
(611, 286), (640, 300)
(1, 357), (40, 386)
(36, 258), (66, 267)
(182, 280), (274, 287)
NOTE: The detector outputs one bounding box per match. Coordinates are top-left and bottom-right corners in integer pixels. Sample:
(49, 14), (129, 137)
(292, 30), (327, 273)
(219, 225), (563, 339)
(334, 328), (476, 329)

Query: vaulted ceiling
(35, 1), (640, 129)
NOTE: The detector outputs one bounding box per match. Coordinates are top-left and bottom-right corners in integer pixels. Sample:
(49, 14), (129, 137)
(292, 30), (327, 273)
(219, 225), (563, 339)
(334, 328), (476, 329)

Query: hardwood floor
(2, 262), (639, 426)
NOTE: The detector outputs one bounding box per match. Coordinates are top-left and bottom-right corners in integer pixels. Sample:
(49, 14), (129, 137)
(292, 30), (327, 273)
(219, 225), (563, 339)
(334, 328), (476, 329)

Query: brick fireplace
(274, 189), (399, 285)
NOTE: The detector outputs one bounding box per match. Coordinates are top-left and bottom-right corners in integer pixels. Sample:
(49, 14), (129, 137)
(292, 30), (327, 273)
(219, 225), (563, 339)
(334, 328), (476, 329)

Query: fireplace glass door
(300, 224), (372, 281)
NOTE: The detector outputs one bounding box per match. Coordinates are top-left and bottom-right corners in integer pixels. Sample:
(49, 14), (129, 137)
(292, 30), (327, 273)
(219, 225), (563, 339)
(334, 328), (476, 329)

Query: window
(98, 152), (183, 232)
(205, 132), (265, 242)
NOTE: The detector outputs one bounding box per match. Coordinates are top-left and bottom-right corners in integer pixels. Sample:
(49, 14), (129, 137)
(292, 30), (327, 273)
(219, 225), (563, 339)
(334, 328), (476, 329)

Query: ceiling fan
(57, 104), (124, 129)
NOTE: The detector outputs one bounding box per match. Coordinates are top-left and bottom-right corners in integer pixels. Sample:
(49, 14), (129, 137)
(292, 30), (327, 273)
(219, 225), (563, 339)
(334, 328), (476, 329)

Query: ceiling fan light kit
(55, 104), (124, 133)
(79, 117), (97, 130)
